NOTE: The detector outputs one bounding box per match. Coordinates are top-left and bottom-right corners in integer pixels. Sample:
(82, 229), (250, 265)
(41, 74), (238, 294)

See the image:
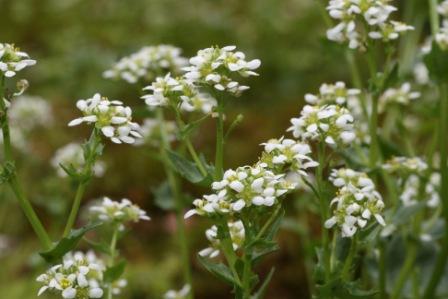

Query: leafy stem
(214, 93), (225, 180)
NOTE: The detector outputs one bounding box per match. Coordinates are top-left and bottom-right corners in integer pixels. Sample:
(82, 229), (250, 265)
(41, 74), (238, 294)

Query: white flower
(111, 279), (127, 295)
(379, 82), (420, 112)
(135, 118), (178, 147)
(36, 251), (105, 299)
(8, 95), (53, 131)
(89, 197), (150, 225)
(199, 220), (245, 258)
(103, 45), (188, 84)
(288, 104), (356, 146)
(164, 284), (191, 299)
(0, 43), (36, 78)
(259, 137), (318, 179)
(382, 156), (428, 175)
(325, 168), (385, 237)
(438, 1), (448, 18)
(51, 143), (106, 178)
(413, 62), (430, 85)
(436, 21), (448, 50)
(68, 93), (142, 144)
(305, 81), (361, 106)
(400, 173), (440, 208)
(185, 164), (294, 218)
(183, 45), (260, 96)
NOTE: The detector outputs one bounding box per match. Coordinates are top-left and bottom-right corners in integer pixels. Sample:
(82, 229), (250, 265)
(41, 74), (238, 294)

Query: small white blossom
(400, 173), (440, 208)
(288, 104), (356, 146)
(325, 168), (385, 238)
(199, 220), (245, 258)
(164, 284), (191, 299)
(103, 45), (188, 84)
(185, 164), (294, 218)
(89, 197), (150, 225)
(135, 118), (178, 147)
(111, 279), (127, 296)
(436, 21), (448, 50)
(51, 143), (106, 178)
(378, 82), (421, 112)
(8, 95), (53, 131)
(382, 156), (428, 175)
(68, 93), (142, 144)
(438, 1), (448, 18)
(183, 45), (261, 96)
(36, 251), (105, 299)
(0, 43), (36, 78)
(304, 81), (361, 106)
(413, 62), (430, 85)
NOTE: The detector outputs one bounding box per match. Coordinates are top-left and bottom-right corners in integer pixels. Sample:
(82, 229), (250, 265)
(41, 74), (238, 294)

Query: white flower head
(89, 197), (150, 225)
(199, 220), (245, 259)
(185, 164), (294, 218)
(103, 45), (188, 84)
(36, 251), (105, 299)
(305, 81), (361, 106)
(326, 168), (385, 237)
(0, 43), (36, 78)
(436, 21), (448, 51)
(68, 93), (142, 144)
(183, 45), (261, 96)
(164, 284), (191, 299)
(51, 143), (106, 178)
(400, 173), (440, 208)
(288, 104), (356, 146)
(379, 82), (421, 112)
(8, 95), (53, 131)
(382, 156), (428, 175)
(135, 118), (178, 147)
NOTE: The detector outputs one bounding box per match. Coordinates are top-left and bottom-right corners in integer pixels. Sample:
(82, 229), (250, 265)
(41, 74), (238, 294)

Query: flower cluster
(325, 168), (386, 237)
(141, 73), (217, 114)
(0, 43), (36, 77)
(185, 164), (294, 218)
(259, 137), (318, 177)
(400, 173), (440, 208)
(89, 197), (150, 226)
(378, 82), (421, 112)
(199, 220), (245, 258)
(326, 0), (413, 49)
(103, 45), (188, 84)
(8, 95), (53, 131)
(135, 118), (178, 147)
(288, 104), (356, 145)
(382, 156), (428, 175)
(68, 93), (142, 144)
(164, 284), (191, 299)
(304, 81), (361, 106)
(437, 1), (448, 50)
(36, 251), (105, 299)
(183, 45), (261, 95)
(51, 143), (106, 178)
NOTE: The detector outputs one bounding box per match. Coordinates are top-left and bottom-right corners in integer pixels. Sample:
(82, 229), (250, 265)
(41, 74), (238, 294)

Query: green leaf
(40, 222), (102, 263)
(166, 149), (205, 184)
(0, 161), (16, 184)
(179, 114), (210, 139)
(251, 268), (275, 299)
(391, 203), (425, 226)
(197, 255), (236, 285)
(151, 181), (175, 211)
(424, 41), (448, 82)
(316, 279), (378, 299)
(250, 240), (279, 264)
(104, 260), (126, 283)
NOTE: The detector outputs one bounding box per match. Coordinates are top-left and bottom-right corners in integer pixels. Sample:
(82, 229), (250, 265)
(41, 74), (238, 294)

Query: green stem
(0, 76), (52, 250)
(241, 251), (253, 299)
(63, 129), (101, 237)
(379, 241), (387, 299)
(423, 83), (448, 299)
(341, 235), (357, 280)
(106, 226), (119, 299)
(157, 109), (194, 298)
(215, 96), (225, 180)
(429, 0), (440, 35)
(391, 244), (417, 299)
(218, 219), (242, 287)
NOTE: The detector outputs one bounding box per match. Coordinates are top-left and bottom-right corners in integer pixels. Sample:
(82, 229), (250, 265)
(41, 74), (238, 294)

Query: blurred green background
(0, 0), (403, 298)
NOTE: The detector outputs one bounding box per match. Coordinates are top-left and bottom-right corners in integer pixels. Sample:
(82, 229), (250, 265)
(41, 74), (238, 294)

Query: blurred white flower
(288, 104), (356, 146)
(103, 45), (188, 84)
(68, 93), (142, 144)
(413, 62), (430, 85)
(400, 173), (440, 208)
(8, 95), (53, 131)
(0, 43), (36, 78)
(436, 21), (448, 50)
(438, 0), (448, 17)
(164, 284), (191, 299)
(89, 197), (150, 225)
(382, 156), (428, 175)
(135, 118), (178, 147)
(325, 168), (385, 238)
(51, 143), (106, 178)
(199, 220), (245, 258)
(304, 81), (361, 106)
(36, 251), (105, 299)
(378, 82), (421, 112)
(183, 45), (261, 96)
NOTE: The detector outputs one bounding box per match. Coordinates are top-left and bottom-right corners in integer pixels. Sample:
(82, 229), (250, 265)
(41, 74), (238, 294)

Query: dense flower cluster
(304, 81), (361, 106)
(135, 118), (178, 147)
(89, 197), (150, 226)
(164, 284), (191, 299)
(36, 251), (104, 299)
(382, 156), (428, 175)
(259, 137), (318, 177)
(325, 168), (385, 237)
(185, 164), (294, 218)
(288, 104), (356, 145)
(183, 45), (261, 95)
(0, 43), (36, 77)
(400, 173), (440, 208)
(103, 45), (188, 84)
(379, 82), (421, 112)
(199, 220), (245, 258)
(68, 93), (142, 144)
(51, 143), (106, 178)
(141, 73), (217, 113)
(326, 0), (413, 49)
